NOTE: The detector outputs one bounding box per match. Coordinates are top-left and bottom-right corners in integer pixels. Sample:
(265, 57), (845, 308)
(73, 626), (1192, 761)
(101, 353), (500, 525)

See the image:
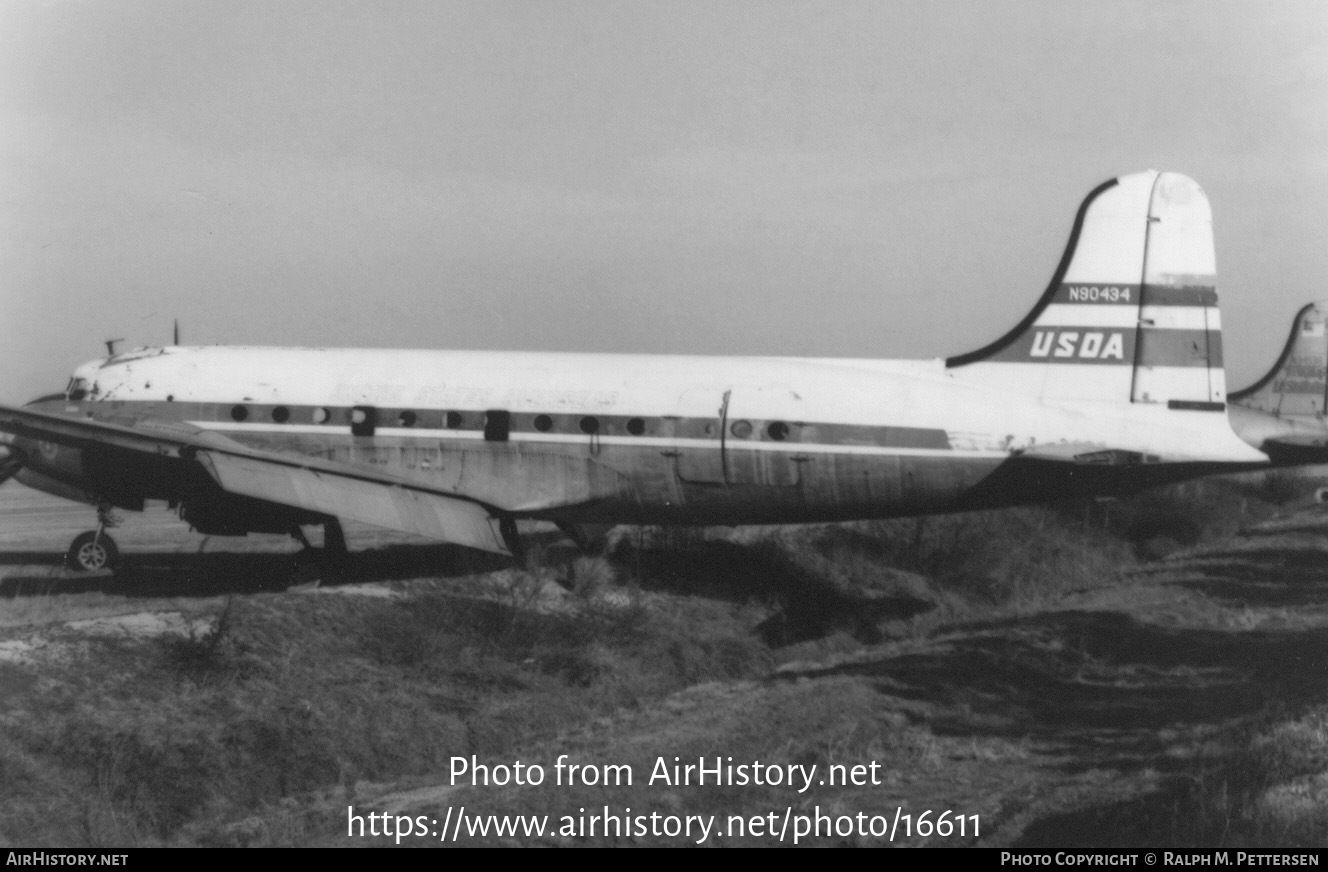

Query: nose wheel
(66, 530), (120, 572)
(65, 502), (123, 573)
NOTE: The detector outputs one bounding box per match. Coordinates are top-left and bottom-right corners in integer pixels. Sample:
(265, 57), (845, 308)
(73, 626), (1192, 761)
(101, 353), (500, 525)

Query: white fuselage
(19, 344), (1266, 528)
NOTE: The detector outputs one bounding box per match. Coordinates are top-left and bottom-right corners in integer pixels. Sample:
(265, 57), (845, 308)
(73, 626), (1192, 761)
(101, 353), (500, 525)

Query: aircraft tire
(323, 517), (347, 556)
(66, 531), (119, 572)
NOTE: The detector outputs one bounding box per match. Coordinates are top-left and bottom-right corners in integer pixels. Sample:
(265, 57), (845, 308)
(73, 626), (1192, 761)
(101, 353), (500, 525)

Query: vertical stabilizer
(948, 171), (1224, 410)
(1230, 302), (1328, 420)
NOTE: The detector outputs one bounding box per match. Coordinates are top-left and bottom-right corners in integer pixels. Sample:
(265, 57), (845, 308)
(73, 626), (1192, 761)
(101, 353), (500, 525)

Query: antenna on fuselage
(104, 338), (124, 356)
(173, 320), (180, 345)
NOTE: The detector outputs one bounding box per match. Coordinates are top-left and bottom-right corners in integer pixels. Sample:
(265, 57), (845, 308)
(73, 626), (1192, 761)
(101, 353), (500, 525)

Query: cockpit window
(66, 377), (89, 402)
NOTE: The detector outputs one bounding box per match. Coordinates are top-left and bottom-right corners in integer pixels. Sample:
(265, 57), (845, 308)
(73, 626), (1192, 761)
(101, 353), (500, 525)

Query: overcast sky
(2, 1), (1326, 403)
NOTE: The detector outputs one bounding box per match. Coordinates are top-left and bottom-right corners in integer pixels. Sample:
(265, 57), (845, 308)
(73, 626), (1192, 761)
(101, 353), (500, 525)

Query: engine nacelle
(15, 437), (85, 483)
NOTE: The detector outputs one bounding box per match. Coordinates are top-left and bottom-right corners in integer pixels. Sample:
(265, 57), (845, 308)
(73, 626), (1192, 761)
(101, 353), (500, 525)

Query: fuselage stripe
(52, 398), (956, 452)
(183, 421), (1001, 458)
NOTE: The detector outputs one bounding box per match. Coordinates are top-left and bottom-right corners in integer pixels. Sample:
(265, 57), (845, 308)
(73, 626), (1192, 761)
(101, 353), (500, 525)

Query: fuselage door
(670, 388), (729, 484)
(724, 386), (804, 488)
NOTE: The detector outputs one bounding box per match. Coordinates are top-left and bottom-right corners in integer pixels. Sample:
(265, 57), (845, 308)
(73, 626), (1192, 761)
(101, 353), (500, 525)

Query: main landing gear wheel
(66, 531), (120, 572)
(499, 517), (526, 569)
(319, 518), (348, 583)
(289, 518), (349, 586)
(323, 518), (347, 559)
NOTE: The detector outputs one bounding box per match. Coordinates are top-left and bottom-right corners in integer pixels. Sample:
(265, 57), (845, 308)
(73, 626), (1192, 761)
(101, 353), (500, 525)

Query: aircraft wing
(0, 404), (511, 555)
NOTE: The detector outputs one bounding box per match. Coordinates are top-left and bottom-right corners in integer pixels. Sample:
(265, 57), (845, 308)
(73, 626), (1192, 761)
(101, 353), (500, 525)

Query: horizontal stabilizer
(1258, 437), (1328, 466)
(1016, 442), (1156, 465)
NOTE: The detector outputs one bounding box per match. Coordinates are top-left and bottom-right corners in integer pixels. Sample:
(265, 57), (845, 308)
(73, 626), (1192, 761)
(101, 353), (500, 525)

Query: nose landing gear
(65, 504), (121, 572)
(66, 530), (119, 572)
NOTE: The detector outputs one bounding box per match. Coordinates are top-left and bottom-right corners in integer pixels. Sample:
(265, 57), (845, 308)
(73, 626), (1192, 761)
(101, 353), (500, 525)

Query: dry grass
(0, 591), (224, 629)
(3, 473), (1328, 846)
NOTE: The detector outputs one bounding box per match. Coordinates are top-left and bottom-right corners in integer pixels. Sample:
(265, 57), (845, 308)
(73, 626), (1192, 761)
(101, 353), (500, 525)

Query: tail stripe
(1034, 304), (1215, 331)
(1052, 283), (1216, 307)
(981, 327), (1219, 366)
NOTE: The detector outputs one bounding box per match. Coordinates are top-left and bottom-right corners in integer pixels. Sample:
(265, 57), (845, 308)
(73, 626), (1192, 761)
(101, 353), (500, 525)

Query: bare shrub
(852, 507), (1131, 607)
(159, 598), (239, 681)
(1255, 469), (1312, 505)
(564, 555), (617, 598)
(1157, 707), (1328, 848)
(1101, 477), (1288, 554)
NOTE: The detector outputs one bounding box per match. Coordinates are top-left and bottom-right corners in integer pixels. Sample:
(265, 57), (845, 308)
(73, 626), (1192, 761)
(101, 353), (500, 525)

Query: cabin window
(351, 406), (377, 437)
(533, 414), (553, 432)
(484, 410), (510, 442)
(730, 419), (752, 438)
(272, 406), (290, 423)
(399, 410), (417, 427)
(766, 421), (789, 441)
(626, 417), (646, 435)
(312, 407), (330, 424)
(579, 416), (599, 434)
(231, 404), (248, 422)
(445, 411), (463, 429)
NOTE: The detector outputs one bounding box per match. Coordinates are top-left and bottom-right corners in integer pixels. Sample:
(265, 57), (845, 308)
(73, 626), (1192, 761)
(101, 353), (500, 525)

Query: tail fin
(948, 170), (1224, 409)
(1229, 302), (1328, 420)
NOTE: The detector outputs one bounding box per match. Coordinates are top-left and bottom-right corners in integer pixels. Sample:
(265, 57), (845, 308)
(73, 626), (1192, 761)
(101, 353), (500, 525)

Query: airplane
(0, 169), (1310, 576)
(1227, 301), (1328, 464)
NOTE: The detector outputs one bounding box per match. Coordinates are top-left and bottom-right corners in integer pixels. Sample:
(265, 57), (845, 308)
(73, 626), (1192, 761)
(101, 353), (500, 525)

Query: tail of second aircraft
(948, 170), (1225, 411)
(1229, 302), (1328, 420)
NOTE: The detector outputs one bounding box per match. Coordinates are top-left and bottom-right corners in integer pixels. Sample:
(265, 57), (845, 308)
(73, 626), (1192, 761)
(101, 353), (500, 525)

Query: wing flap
(194, 451), (510, 555)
